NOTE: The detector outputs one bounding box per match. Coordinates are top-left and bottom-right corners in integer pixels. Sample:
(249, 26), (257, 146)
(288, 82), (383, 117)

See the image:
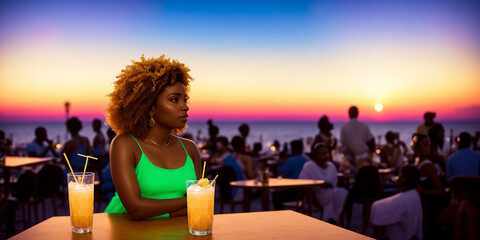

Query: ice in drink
(68, 172), (94, 234)
(187, 180), (215, 236)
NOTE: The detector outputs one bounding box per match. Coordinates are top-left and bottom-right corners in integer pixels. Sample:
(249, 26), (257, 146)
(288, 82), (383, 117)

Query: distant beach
(1, 121), (479, 151)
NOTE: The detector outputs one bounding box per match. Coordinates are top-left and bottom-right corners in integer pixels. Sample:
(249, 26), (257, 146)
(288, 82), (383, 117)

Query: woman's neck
(146, 126), (172, 145)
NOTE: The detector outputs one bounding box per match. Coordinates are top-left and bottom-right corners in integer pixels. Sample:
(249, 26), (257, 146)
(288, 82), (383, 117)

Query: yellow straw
(78, 154), (97, 160)
(202, 161), (206, 179)
(78, 154), (97, 184)
(63, 153), (78, 183)
(210, 175), (219, 186)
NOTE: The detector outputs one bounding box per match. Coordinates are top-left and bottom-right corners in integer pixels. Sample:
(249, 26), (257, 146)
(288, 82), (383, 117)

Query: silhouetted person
(0, 130), (14, 156)
(428, 123), (448, 169)
(280, 139), (309, 179)
(273, 139), (309, 210)
(238, 123), (251, 153)
(340, 106), (375, 169)
(90, 119), (108, 175)
(299, 143), (348, 223)
(210, 136), (231, 165)
(62, 117), (91, 171)
(371, 165), (423, 240)
(473, 131), (480, 151)
(92, 119), (107, 158)
(412, 133), (448, 240)
(312, 115), (337, 160)
(416, 111), (436, 135)
(446, 132), (480, 181)
(26, 127), (59, 158)
(106, 127), (116, 146)
(206, 119), (219, 153)
(379, 131), (408, 169)
(222, 136), (255, 200)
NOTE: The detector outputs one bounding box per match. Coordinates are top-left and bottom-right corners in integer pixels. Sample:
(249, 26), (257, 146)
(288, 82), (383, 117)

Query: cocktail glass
(186, 179), (215, 236)
(67, 172), (94, 234)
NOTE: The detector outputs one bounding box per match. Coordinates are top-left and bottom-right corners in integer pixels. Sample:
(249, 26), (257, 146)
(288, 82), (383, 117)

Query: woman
(104, 55), (201, 220)
(63, 117), (91, 171)
(312, 115), (337, 154)
(92, 118), (107, 158)
(412, 133), (444, 196)
(210, 136), (231, 166)
(299, 142), (347, 223)
(222, 136), (255, 200)
(412, 133), (448, 239)
(222, 136), (255, 181)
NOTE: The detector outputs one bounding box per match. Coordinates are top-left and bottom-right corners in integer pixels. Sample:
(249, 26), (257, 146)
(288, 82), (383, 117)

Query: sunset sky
(1, 0), (479, 123)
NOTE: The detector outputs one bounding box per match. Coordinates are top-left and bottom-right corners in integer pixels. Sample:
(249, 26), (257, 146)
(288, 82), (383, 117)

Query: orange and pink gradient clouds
(1, 1), (479, 122)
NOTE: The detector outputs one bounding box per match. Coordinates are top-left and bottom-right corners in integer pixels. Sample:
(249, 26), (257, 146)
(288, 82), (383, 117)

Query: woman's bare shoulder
(177, 136), (198, 150)
(111, 134), (139, 148)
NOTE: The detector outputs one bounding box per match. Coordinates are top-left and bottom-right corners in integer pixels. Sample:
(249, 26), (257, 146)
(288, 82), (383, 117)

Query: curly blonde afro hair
(105, 55), (193, 139)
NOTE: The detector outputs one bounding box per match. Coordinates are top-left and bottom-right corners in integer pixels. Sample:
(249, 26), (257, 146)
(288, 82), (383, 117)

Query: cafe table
(1, 156), (54, 237)
(230, 178), (325, 214)
(1, 156), (54, 198)
(9, 210), (373, 240)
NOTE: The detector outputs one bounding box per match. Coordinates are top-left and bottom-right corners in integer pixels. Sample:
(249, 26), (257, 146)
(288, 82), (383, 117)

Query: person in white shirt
(299, 142), (347, 223)
(370, 165), (423, 240)
(26, 126), (58, 158)
(340, 106), (375, 170)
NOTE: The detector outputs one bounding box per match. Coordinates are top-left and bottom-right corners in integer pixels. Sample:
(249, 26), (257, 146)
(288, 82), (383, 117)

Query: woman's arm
(241, 155), (256, 179)
(418, 163), (445, 196)
(110, 134), (187, 220)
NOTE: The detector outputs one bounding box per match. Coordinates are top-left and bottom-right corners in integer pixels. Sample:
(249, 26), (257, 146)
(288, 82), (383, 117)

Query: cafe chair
(282, 188), (305, 213)
(440, 176), (480, 239)
(342, 165), (382, 234)
(36, 164), (63, 218)
(283, 188), (324, 219)
(10, 170), (39, 229)
(214, 166), (244, 213)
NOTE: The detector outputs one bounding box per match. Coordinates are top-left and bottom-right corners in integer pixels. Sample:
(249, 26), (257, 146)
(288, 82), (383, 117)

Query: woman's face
(150, 82), (189, 130)
(415, 138), (431, 158)
(313, 146), (329, 165)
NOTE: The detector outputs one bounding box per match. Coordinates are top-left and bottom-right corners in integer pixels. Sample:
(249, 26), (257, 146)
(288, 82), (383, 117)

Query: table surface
(230, 178), (325, 189)
(9, 210), (372, 240)
(3, 156), (53, 168)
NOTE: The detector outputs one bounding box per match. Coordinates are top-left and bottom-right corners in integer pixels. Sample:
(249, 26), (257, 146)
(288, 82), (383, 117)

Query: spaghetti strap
(129, 134), (145, 155)
(177, 137), (189, 156)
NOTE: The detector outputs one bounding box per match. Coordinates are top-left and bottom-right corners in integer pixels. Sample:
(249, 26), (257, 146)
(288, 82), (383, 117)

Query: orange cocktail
(187, 180), (215, 235)
(68, 172), (94, 234)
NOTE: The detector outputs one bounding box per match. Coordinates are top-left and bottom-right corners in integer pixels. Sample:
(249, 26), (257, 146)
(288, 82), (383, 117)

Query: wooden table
(2, 156), (54, 197)
(9, 210), (372, 240)
(1, 156), (53, 237)
(230, 178), (325, 213)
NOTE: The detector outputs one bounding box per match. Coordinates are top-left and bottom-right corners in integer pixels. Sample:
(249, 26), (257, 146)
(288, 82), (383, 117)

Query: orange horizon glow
(1, 2), (480, 123)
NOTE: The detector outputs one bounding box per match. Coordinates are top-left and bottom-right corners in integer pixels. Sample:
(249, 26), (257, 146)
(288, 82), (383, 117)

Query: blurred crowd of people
(1, 106), (479, 240)
(1, 117), (117, 202)
(190, 106), (479, 240)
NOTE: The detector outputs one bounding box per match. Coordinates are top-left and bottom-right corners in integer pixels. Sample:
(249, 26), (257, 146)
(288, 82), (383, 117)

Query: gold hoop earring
(149, 116), (155, 127)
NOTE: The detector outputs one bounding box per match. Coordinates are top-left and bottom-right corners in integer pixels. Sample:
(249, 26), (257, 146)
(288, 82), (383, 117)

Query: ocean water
(1, 121), (479, 151)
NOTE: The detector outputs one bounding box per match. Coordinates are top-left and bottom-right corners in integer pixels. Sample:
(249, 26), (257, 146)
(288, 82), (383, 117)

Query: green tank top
(104, 135), (197, 218)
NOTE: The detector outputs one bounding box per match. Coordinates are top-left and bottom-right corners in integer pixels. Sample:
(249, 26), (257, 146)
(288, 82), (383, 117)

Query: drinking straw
(63, 153), (78, 183)
(209, 175), (219, 186)
(77, 154), (98, 184)
(77, 154), (98, 160)
(202, 161), (206, 179)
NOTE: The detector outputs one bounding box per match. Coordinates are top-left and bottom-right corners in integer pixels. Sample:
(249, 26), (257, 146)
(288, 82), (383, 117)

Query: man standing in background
(416, 111), (436, 135)
(340, 106), (375, 169)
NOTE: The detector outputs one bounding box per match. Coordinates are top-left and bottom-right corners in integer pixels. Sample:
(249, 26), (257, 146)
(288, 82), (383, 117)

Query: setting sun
(375, 103), (384, 112)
